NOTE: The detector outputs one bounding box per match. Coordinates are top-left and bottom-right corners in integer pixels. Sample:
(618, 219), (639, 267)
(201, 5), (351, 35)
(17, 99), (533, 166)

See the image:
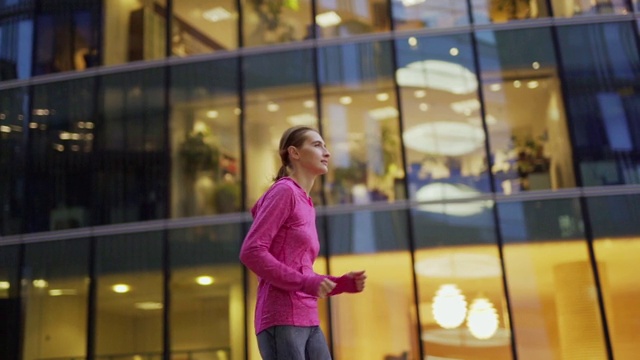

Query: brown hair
(274, 126), (318, 181)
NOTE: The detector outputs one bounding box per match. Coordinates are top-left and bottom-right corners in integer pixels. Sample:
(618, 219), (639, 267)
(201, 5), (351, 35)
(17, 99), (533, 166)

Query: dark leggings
(257, 325), (332, 360)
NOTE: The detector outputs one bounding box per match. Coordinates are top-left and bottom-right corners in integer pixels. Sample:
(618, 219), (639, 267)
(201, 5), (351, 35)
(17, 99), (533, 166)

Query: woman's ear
(287, 145), (300, 160)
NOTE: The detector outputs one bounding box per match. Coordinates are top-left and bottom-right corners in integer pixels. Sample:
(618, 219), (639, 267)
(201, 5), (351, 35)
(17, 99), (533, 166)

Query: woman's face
(292, 130), (331, 176)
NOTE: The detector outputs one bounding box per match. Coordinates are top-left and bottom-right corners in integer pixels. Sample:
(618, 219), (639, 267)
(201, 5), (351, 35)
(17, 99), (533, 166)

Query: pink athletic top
(239, 177), (356, 334)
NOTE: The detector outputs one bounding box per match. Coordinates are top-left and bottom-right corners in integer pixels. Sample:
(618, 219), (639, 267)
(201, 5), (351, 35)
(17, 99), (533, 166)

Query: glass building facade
(1, 1), (640, 359)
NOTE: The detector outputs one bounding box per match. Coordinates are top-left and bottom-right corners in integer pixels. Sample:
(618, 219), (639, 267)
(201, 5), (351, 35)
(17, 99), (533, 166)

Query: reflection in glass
(170, 59), (241, 217)
(316, 0), (390, 38)
(476, 28), (575, 193)
(0, 88), (27, 235)
(95, 232), (163, 359)
(171, 0), (238, 56)
(22, 239), (89, 360)
(588, 195), (640, 359)
(103, 0), (167, 65)
(498, 199), (607, 359)
(549, 0), (629, 17)
(470, 0), (549, 23)
(169, 224), (245, 360)
(319, 41), (405, 205)
(327, 209), (417, 360)
(395, 34), (490, 206)
(97, 68), (167, 225)
(242, 0), (312, 46)
(391, 0), (469, 30)
(556, 22), (640, 187)
(0, 5), (34, 80)
(33, 1), (99, 75)
(0, 245), (20, 359)
(28, 79), (96, 233)
(243, 49), (319, 206)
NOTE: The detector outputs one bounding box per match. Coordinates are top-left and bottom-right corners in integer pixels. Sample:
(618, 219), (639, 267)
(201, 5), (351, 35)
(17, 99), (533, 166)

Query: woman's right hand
(318, 278), (336, 298)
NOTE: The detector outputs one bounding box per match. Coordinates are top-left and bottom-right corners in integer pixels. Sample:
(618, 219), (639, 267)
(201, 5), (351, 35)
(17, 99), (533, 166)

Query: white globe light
(467, 297), (499, 339)
(432, 284), (467, 329)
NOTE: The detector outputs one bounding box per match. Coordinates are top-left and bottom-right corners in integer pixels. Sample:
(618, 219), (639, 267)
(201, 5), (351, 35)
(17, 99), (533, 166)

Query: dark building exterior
(1, 1), (640, 359)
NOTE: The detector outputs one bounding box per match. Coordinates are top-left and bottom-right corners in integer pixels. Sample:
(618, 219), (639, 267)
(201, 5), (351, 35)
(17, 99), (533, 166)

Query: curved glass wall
(1, 2), (640, 360)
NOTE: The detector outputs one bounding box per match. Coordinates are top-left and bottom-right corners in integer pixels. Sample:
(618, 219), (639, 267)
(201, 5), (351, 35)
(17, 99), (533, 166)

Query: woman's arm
(239, 184), (326, 296)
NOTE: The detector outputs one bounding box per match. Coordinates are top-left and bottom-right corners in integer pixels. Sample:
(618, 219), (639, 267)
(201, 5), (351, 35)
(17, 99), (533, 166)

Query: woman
(240, 126), (366, 360)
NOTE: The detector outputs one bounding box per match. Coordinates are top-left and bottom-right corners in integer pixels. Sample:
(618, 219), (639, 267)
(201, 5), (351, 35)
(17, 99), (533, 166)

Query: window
(103, 0), (167, 65)
(319, 41), (405, 205)
(170, 59), (241, 217)
(0, 87), (27, 235)
(476, 28), (576, 193)
(242, 49), (320, 206)
(588, 194), (640, 360)
(169, 223), (246, 360)
(498, 199), (608, 359)
(241, 0), (312, 46)
(33, 0), (99, 75)
(96, 68), (168, 225)
(22, 239), (90, 360)
(170, 0), (238, 56)
(391, 0), (469, 30)
(27, 78), (96, 232)
(470, 0), (550, 23)
(94, 232), (164, 359)
(395, 34), (490, 204)
(316, 0), (390, 38)
(0, 2), (33, 80)
(556, 22), (640, 187)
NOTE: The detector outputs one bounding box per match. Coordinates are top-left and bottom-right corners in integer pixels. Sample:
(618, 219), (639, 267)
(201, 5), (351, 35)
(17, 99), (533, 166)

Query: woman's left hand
(347, 270), (367, 292)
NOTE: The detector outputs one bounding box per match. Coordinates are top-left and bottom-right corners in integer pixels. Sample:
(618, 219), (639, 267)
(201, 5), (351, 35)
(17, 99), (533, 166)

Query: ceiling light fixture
(403, 121), (485, 156)
(112, 284), (130, 294)
(432, 284), (467, 329)
(316, 11), (341, 27)
(196, 276), (215, 286)
(0, 281), (9, 290)
(202, 7), (233, 23)
(396, 60), (478, 95)
(467, 297), (499, 339)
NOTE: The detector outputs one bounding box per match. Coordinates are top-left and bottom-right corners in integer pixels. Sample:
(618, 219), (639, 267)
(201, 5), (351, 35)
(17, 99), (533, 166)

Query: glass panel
(170, 59), (242, 217)
(243, 49), (320, 207)
(33, 0), (100, 75)
(96, 68), (167, 225)
(550, 0), (629, 17)
(498, 198), (608, 359)
(395, 34), (491, 204)
(95, 232), (164, 359)
(470, 0), (550, 23)
(0, 87), (27, 235)
(169, 223), (245, 360)
(411, 197), (511, 359)
(587, 194), (640, 359)
(27, 78), (96, 233)
(103, 0), (167, 66)
(22, 239), (90, 360)
(476, 28), (576, 193)
(326, 209), (417, 359)
(391, 0), (469, 30)
(241, 0), (312, 46)
(0, 4), (34, 80)
(319, 41), (405, 205)
(316, 0), (390, 38)
(556, 22), (640, 187)
(0, 245), (20, 360)
(171, 0), (238, 56)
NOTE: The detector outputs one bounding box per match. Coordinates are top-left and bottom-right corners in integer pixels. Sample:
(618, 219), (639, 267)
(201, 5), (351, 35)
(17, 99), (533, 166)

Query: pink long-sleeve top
(239, 177), (356, 334)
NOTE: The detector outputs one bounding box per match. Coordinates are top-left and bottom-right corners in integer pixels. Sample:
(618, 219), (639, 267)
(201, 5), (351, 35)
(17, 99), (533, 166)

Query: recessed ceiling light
(532, 61), (540, 70)
(135, 302), (163, 310)
(414, 90), (426, 98)
(376, 92), (390, 101)
(316, 11), (341, 27)
(489, 84), (501, 92)
(206, 110), (218, 118)
(527, 80), (539, 89)
(112, 284), (130, 294)
(267, 102), (280, 112)
(339, 96), (352, 105)
(449, 47), (459, 56)
(196, 276), (215, 286)
(303, 100), (315, 109)
(408, 37), (418, 47)
(0, 281), (9, 290)
(49, 289), (78, 296)
(202, 7), (232, 23)
(33, 279), (48, 288)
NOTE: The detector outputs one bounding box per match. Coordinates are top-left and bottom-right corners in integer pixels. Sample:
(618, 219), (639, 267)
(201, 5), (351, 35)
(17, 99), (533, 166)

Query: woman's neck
(287, 172), (315, 196)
